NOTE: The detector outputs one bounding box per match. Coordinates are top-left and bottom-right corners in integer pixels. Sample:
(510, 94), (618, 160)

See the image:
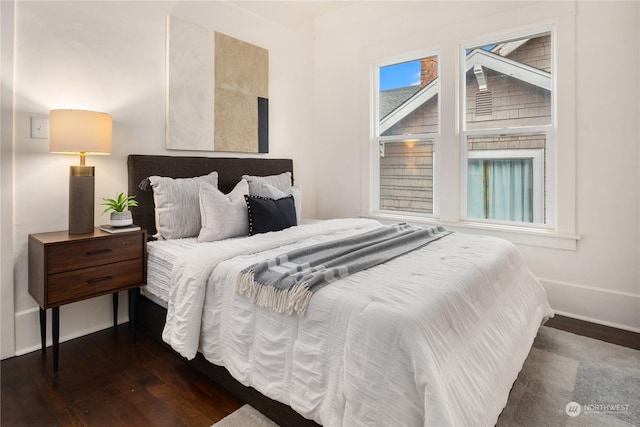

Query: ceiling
(283, 1), (356, 18)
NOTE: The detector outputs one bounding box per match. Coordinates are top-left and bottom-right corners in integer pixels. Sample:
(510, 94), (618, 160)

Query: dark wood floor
(2, 315), (637, 426)
(1, 324), (242, 426)
(545, 314), (640, 350)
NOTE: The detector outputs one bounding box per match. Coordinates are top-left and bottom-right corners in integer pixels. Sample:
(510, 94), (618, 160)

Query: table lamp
(49, 110), (112, 234)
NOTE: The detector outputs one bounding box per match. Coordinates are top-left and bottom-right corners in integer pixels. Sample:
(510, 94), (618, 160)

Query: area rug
(497, 326), (639, 427)
(212, 404), (278, 427)
(213, 326), (639, 427)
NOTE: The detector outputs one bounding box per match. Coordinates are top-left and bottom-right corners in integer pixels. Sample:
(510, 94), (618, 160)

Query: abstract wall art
(166, 16), (269, 153)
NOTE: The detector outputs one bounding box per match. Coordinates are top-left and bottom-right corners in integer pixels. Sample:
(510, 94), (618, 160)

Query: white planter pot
(109, 211), (133, 227)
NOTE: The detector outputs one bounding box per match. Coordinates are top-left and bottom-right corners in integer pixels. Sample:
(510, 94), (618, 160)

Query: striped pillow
(149, 171), (218, 239)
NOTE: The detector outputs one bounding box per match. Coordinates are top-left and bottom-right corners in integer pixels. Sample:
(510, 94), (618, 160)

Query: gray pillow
(197, 179), (249, 242)
(242, 172), (292, 195)
(149, 171), (218, 240)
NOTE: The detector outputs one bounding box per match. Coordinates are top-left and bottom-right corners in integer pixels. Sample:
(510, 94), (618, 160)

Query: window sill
(361, 212), (580, 251)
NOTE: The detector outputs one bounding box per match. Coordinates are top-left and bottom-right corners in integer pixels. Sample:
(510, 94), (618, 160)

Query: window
(375, 55), (439, 215)
(368, 7), (576, 249)
(467, 147), (544, 223)
(463, 31), (553, 226)
(371, 29), (561, 236)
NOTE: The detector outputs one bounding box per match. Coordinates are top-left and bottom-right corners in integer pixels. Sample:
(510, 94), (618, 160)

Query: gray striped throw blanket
(237, 223), (452, 315)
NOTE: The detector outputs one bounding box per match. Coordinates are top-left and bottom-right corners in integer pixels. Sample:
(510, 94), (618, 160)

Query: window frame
(467, 146), (545, 224)
(372, 51), (441, 218)
(460, 29), (555, 230)
(366, 12), (578, 250)
(375, 136), (439, 217)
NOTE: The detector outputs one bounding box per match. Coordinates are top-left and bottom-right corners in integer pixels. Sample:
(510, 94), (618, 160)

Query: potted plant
(101, 192), (138, 227)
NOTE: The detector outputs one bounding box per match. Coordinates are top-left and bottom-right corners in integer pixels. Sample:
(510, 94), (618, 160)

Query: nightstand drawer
(47, 234), (143, 274)
(29, 228), (147, 371)
(48, 259), (144, 306)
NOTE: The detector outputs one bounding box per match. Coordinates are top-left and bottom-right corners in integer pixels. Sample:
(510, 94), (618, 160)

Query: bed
(128, 154), (553, 427)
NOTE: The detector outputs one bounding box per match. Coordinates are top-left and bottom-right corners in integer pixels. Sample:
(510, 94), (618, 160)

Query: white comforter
(162, 218), (553, 426)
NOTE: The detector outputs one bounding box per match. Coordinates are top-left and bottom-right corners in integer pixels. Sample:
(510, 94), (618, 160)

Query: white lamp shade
(49, 109), (112, 155)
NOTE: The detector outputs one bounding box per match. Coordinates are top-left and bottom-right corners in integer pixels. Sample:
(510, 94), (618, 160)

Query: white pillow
(251, 181), (302, 223)
(242, 172), (292, 195)
(149, 171), (218, 240)
(197, 180), (249, 242)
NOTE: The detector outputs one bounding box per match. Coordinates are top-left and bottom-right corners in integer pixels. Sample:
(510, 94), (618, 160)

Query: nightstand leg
(52, 307), (59, 372)
(128, 288), (138, 342)
(112, 292), (118, 330)
(39, 308), (46, 353)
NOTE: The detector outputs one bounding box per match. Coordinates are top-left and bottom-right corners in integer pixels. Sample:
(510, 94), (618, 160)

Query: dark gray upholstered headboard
(127, 155), (294, 238)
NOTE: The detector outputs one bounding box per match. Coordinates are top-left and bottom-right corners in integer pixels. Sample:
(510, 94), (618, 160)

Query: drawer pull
(86, 249), (112, 256)
(87, 276), (112, 285)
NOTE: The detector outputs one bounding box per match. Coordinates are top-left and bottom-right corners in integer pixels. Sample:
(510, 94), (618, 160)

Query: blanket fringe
(237, 272), (313, 316)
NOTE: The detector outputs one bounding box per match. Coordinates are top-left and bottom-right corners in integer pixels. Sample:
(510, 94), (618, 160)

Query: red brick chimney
(420, 57), (438, 88)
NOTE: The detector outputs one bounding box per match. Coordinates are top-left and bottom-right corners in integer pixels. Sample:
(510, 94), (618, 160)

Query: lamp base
(69, 166), (95, 234)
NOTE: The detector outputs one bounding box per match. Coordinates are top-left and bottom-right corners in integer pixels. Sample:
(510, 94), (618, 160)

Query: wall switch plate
(31, 116), (49, 139)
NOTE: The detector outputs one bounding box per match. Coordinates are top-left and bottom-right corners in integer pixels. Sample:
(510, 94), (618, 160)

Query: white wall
(1, 0), (17, 359)
(3, 0), (317, 356)
(314, 1), (640, 331)
(3, 0), (638, 358)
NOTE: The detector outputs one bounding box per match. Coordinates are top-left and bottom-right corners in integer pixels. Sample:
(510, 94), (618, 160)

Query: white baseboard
(14, 293), (130, 357)
(539, 278), (640, 333)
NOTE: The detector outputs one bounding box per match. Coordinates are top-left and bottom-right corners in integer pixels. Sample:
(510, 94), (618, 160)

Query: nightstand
(28, 228), (147, 371)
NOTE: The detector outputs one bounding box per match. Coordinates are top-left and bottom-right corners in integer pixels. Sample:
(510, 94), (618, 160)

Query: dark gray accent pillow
(245, 195), (297, 235)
